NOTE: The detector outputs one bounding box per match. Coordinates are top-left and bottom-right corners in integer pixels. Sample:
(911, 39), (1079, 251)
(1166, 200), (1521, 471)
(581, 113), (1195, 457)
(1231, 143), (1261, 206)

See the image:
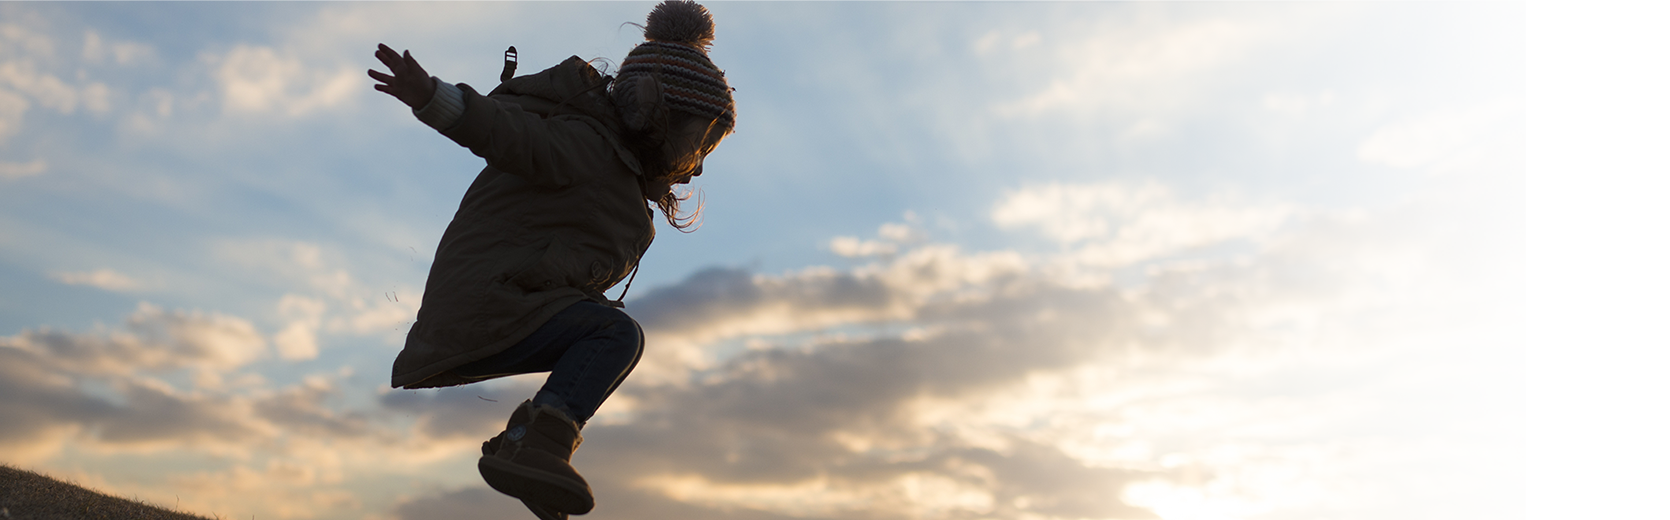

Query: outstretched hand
(368, 43), (436, 108)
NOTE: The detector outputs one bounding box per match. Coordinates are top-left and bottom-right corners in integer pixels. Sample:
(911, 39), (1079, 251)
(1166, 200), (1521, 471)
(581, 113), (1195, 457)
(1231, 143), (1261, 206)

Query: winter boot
(481, 401), (569, 520)
(481, 400), (533, 457)
(478, 400), (595, 515)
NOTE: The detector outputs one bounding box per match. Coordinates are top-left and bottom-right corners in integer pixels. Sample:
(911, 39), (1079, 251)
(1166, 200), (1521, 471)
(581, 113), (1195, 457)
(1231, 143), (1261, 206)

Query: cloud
(0, 56), (113, 116)
(830, 236), (899, 258)
(1275, 132), (1529, 282)
(1356, 92), (1529, 168)
(252, 374), (373, 440)
(378, 381), (540, 442)
(0, 87), (26, 144)
(81, 30), (157, 67)
(0, 300), (460, 518)
(0, 342), (260, 457)
(0, 21), (132, 149)
(993, 15), (1276, 121)
(166, 459), (365, 520)
(274, 294), (326, 361)
(0, 60), (75, 113)
(391, 486), (531, 520)
(0, 21), (57, 59)
(0, 158), (46, 179)
(273, 321), (319, 361)
(5, 130), (1516, 520)
(993, 180), (1292, 270)
(0, 4), (1522, 519)
(1255, 89), (1336, 118)
(5, 302), (267, 377)
(831, 218), (927, 258)
(1115, 431), (1523, 520)
(1449, 411), (1529, 444)
(0, 303), (275, 458)
(503, 174), (1519, 520)
(974, 30), (1042, 55)
(213, 238), (421, 347)
(50, 268), (140, 291)
(213, 44), (360, 117)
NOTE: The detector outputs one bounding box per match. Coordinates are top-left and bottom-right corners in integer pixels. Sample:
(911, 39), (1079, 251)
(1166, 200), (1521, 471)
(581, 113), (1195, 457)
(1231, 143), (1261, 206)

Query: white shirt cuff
(413, 77), (464, 131)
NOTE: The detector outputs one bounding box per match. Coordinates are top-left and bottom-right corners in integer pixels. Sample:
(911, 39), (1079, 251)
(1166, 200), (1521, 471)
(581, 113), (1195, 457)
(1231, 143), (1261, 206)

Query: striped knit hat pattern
(614, 1), (735, 132)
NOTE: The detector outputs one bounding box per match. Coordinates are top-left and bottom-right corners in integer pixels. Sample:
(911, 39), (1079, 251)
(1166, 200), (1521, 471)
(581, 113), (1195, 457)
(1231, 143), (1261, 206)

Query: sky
(0, 2), (1542, 520)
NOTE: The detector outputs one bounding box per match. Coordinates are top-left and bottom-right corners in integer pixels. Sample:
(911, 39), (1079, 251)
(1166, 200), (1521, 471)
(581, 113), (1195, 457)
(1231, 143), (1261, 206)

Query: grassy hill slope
(0, 464), (212, 520)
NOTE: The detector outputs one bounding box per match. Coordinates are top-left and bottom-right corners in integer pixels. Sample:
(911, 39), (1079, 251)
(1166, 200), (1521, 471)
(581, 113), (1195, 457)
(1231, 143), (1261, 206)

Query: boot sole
(521, 499), (568, 520)
(478, 456), (595, 514)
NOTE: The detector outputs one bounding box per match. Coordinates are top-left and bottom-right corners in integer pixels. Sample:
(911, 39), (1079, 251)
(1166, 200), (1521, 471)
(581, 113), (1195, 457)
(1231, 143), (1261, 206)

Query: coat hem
(391, 294), (586, 389)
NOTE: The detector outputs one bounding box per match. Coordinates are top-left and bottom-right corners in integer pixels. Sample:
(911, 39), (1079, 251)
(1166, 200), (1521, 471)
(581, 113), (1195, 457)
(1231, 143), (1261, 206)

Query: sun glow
(1123, 480), (1251, 520)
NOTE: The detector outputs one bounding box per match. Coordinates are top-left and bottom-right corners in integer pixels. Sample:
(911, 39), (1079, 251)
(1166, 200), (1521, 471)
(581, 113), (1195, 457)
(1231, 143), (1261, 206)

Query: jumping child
(367, 1), (735, 517)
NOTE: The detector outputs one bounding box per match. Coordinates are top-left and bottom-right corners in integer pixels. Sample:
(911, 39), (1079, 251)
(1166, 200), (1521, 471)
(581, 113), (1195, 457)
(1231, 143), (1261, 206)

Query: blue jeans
(451, 301), (644, 428)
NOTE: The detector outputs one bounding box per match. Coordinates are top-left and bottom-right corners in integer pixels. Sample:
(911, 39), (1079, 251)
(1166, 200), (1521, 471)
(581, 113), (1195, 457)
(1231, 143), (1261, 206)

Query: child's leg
(452, 300), (645, 426)
(456, 301), (642, 516)
(528, 306), (644, 427)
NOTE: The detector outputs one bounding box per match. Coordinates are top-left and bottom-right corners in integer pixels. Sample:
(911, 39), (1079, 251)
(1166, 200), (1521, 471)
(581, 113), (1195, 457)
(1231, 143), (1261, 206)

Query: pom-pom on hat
(614, 0), (735, 133)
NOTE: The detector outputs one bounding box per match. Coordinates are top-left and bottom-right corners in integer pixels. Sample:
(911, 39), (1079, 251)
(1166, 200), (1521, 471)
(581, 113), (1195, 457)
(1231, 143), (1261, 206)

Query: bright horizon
(0, 2), (1531, 520)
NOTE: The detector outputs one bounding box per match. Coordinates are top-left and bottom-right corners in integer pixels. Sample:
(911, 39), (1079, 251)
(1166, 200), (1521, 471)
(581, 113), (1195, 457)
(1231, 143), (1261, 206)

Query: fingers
(373, 44), (428, 81)
(402, 49), (427, 78)
(370, 44), (432, 107)
(374, 44), (406, 75)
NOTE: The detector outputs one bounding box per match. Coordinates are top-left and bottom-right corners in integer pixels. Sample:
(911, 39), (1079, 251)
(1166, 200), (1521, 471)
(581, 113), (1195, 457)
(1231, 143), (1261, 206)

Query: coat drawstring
(607, 263), (640, 309)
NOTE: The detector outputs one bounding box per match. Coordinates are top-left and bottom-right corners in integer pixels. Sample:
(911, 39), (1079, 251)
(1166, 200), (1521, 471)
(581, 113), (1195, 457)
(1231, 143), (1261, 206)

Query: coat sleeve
(435, 82), (620, 188)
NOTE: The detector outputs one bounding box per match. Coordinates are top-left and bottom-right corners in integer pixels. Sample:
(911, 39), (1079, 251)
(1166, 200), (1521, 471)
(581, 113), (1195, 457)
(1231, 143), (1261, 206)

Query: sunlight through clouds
(8, 121), (1514, 520)
(1358, 97), (1523, 176)
(993, 181), (1293, 280)
(0, 2), (1522, 520)
(1260, 90), (1336, 116)
(274, 294), (326, 361)
(583, 163), (1518, 520)
(638, 471), (998, 519)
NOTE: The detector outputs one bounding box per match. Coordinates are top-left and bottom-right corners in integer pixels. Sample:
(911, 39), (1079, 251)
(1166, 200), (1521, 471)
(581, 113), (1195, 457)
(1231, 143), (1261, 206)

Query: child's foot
(481, 400), (533, 457)
(478, 401), (595, 514)
(482, 403), (571, 519)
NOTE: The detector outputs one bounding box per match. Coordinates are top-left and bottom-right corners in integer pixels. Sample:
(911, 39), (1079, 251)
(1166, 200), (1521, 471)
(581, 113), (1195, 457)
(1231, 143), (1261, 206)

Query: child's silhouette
(368, 2), (735, 518)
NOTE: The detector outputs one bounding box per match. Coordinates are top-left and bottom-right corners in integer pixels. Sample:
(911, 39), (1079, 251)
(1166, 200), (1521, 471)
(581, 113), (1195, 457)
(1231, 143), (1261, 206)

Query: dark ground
(0, 464), (211, 520)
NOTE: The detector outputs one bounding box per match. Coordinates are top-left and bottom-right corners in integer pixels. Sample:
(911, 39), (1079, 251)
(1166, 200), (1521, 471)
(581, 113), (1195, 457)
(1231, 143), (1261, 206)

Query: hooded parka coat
(391, 57), (654, 390)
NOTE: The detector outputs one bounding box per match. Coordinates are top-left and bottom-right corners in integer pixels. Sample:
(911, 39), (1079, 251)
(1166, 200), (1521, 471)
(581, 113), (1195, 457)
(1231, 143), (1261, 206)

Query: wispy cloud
(51, 268), (140, 291)
(993, 180), (1292, 270)
(1255, 89), (1336, 118)
(212, 44), (361, 118)
(0, 21), (120, 123)
(995, 17), (1275, 121)
(1275, 132), (1529, 282)
(0, 158), (45, 179)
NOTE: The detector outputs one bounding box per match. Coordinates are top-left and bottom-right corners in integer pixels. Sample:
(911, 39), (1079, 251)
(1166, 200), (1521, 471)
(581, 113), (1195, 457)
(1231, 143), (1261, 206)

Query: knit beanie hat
(613, 0), (736, 134)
